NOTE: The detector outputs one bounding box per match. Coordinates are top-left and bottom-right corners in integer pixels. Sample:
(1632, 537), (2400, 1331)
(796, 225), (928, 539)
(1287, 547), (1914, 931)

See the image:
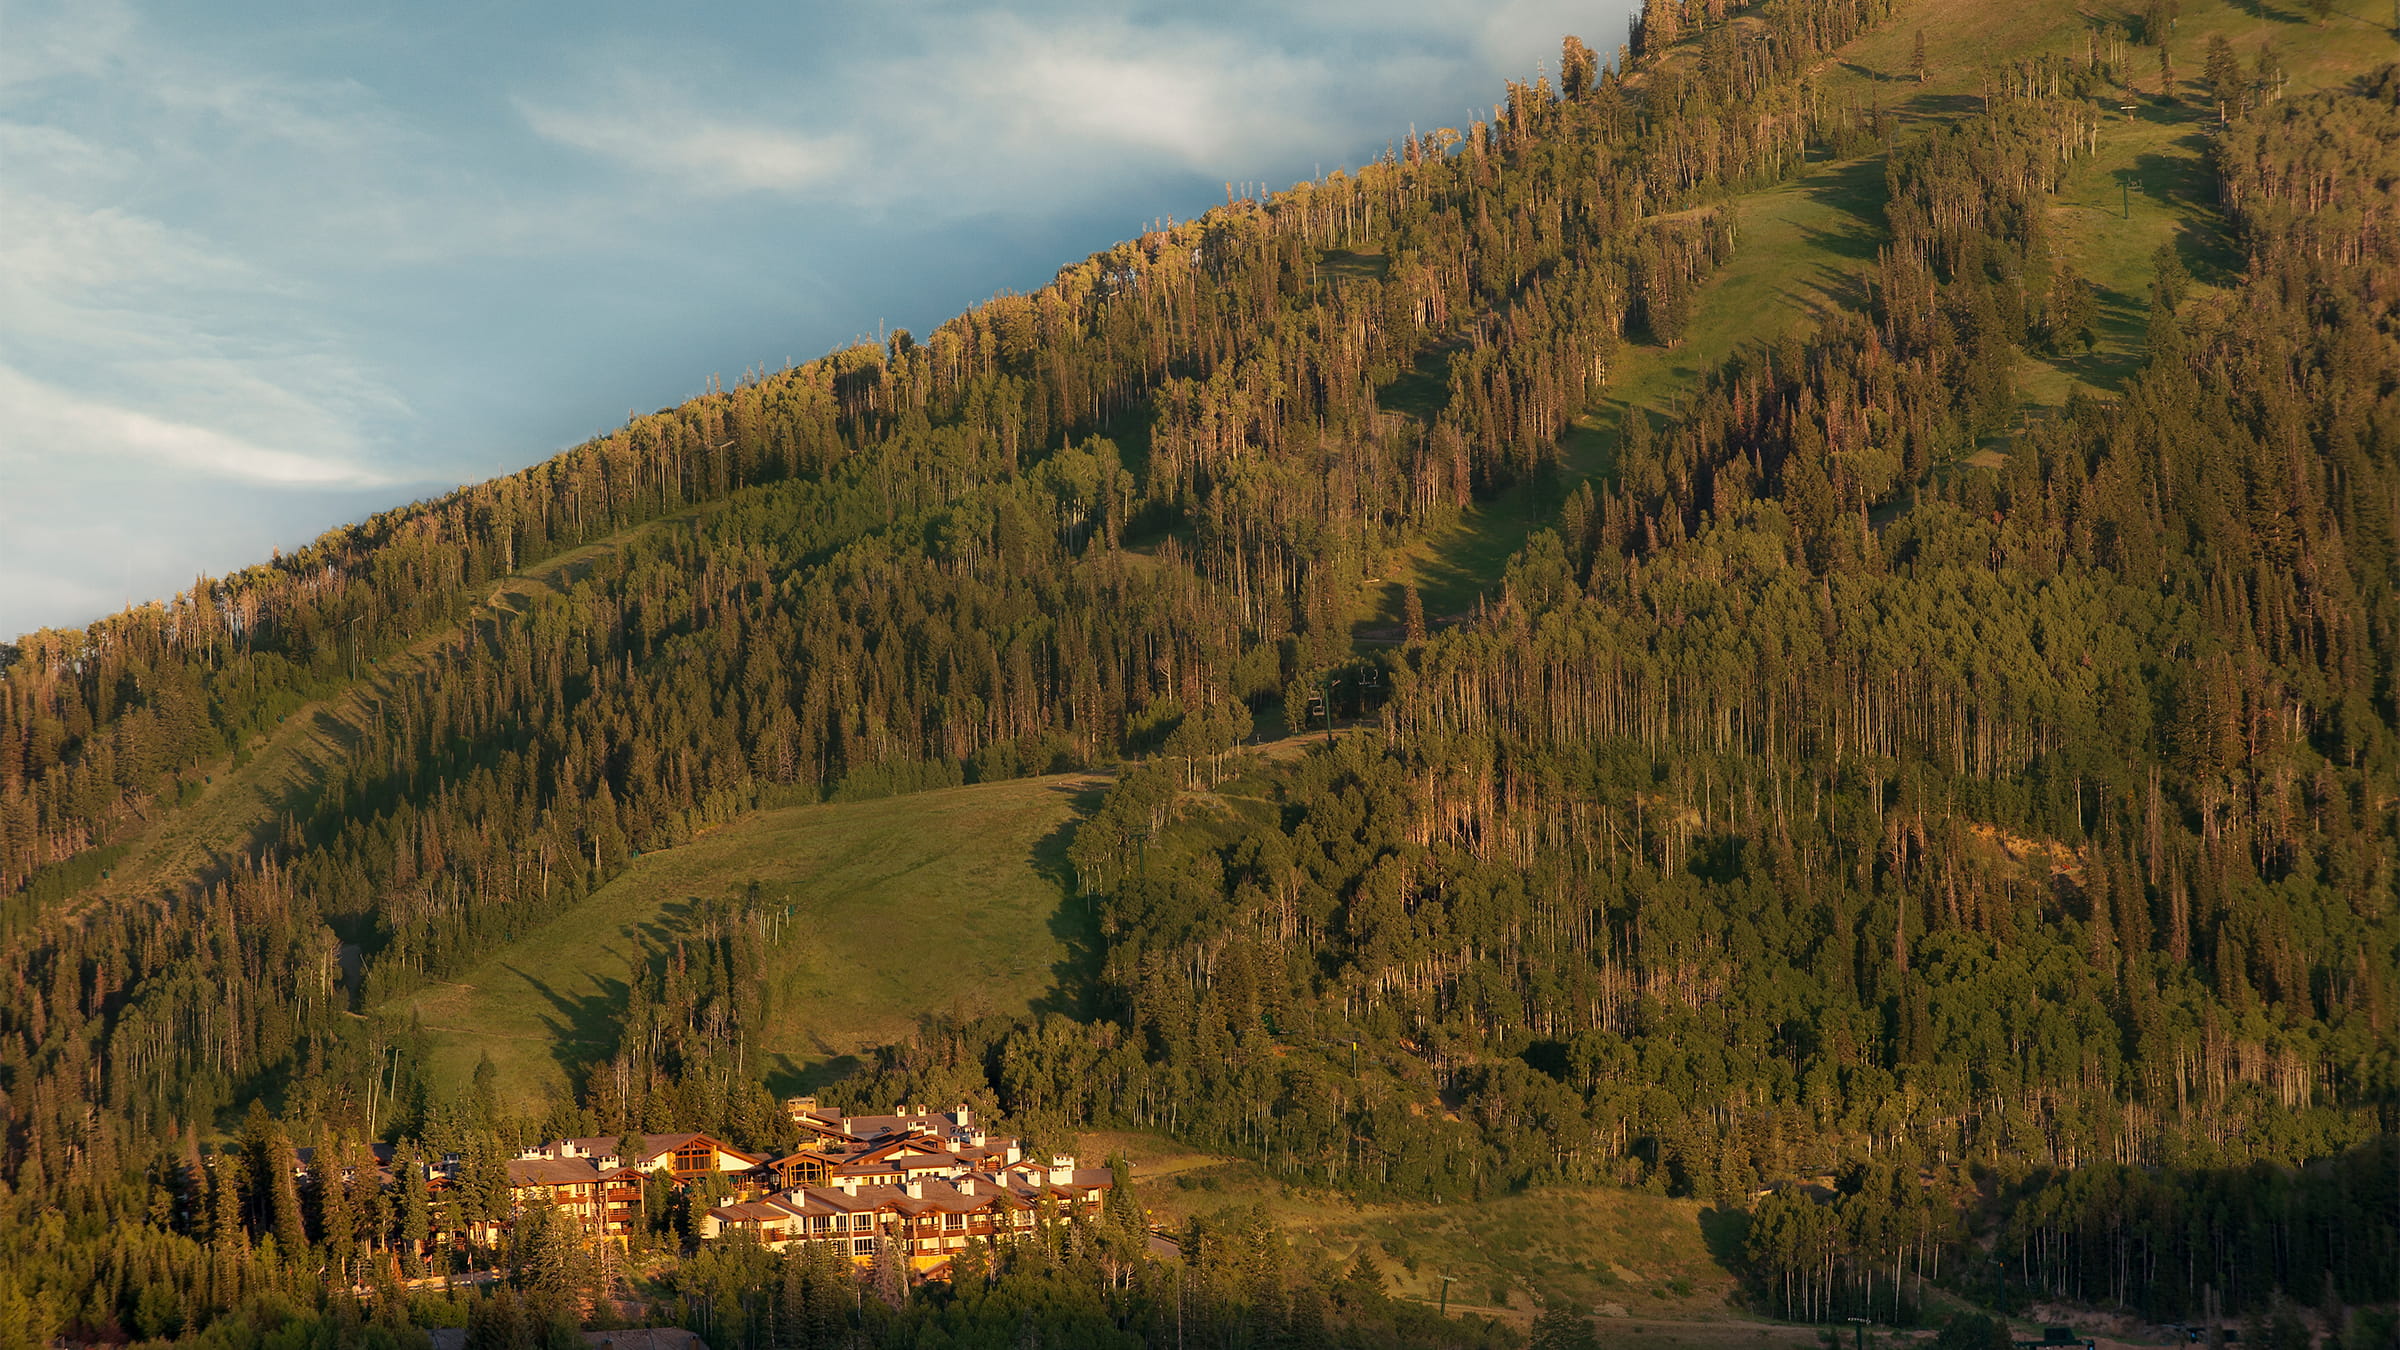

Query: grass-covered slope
(386, 773), (1100, 1112)
(1094, 1126), (1805, 1338)
(1359, 0), (2384, 635)
(4, 0), (2396, 1336)
(30, 512), (701, 932)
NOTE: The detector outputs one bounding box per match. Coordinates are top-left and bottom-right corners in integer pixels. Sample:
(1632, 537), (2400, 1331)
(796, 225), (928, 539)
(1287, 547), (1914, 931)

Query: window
(674, 1143), (715, 1173)
(942, 1212), (962, 1229)
(851, 1237), (877, 1256)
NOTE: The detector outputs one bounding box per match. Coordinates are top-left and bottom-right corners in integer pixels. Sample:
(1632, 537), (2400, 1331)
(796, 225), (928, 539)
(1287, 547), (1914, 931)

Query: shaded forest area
(0, 0), (2394, 1341)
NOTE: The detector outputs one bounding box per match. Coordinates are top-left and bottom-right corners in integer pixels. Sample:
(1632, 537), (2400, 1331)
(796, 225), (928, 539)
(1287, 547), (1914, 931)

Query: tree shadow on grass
(1030, 779), (1110, 1022)
(1369, 464), (1585, 633)
(2129, 144), (2243, 283)
(630, 898), (701, 960)
(1698, 1205), (1753, 1277)
(1377, 346), (1456, 421)
(2131, 142), (2214, 203)
(2032, 281), (2155, 396)
(1793, 218), (1882, 268)
(1900, 91), (1986, 119)
(505, 962), (628, 1087)
(763, 1050), (863, 1098)
(2223, 0), (2300, 23)
(1804, 154), (1889, 225)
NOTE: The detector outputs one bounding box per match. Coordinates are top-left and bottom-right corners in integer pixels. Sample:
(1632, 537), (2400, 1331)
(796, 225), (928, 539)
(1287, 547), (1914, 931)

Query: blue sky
(0, 0), (1635, 638)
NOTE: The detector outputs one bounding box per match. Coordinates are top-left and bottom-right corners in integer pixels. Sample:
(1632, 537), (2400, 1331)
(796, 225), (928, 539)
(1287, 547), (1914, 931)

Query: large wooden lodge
(317, 1100), (1116, 1274)
(696, 1100), (1117, 1271)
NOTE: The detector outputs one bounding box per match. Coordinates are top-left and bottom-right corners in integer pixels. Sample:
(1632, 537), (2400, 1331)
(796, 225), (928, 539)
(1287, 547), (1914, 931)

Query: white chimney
(1003, 1144), (1021, 1165)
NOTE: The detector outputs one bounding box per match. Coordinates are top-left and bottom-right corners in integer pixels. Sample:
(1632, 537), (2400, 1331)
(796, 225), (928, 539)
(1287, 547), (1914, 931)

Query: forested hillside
(0, 0), (2395, 1341)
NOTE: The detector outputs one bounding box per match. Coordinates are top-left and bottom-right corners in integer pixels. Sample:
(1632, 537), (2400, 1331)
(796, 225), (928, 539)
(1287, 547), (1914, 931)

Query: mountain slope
(0, 0), (2394, 1336)
(388, 771), (1099, 1112)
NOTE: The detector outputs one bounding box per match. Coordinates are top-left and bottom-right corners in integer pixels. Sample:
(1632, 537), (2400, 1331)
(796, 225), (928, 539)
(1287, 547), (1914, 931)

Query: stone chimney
(1003, 1143), (1021, 1165)
(903, 1177), (923, 1199)
(1048, 1155), (1074, 1185)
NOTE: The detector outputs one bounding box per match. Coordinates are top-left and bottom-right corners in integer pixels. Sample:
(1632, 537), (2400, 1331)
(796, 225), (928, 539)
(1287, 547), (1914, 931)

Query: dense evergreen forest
(0, 0), (2395, 1341)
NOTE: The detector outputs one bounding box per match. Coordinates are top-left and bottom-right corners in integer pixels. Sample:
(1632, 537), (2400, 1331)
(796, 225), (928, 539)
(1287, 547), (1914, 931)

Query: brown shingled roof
(507, 1158), (602, 1186)
(554, 1132), (768, 1167)
(712, 1202), (794, 1222)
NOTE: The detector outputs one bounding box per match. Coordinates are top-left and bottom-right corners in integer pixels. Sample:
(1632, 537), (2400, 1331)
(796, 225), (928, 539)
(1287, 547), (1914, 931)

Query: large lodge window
(674, 1143), (715, 1173)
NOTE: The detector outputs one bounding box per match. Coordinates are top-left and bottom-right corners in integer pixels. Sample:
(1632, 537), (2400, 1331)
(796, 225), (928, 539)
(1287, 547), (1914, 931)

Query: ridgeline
(1, 0), (2395, 1342)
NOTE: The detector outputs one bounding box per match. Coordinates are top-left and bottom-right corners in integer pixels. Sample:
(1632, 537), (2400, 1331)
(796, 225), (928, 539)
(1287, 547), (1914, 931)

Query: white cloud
(955, 16), (1335, 167)
(0, 185), (257, 301)
(519, 93), (856, 195)
(505, 1), (1612, 224)
(0, 5), (428, 515)
(0, 0), (1644, 638)
(0, 120), (132, 186)
(0, 0), (136, 92)
(510, 13), (1365, 220)
(0, 184), (404, 481)
(0, 364), (390, 488)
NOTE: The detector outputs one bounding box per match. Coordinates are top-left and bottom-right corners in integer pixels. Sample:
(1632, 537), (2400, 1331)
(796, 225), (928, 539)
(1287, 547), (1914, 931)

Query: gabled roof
(909, 1179), (1001, 1214)
(508, 1157), (602, 1186)
(555, 1132), (768, 1167)
(800, 1184), (908, 1214)
(762, 1192), (841, 1219)
(831, 1115), (924, 1142)
(891, 1152), (969, 1173)
(845, 1139), (919, 1165)
(711, 1201), (796, 1223)
(767, 1147), (842, 1168)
